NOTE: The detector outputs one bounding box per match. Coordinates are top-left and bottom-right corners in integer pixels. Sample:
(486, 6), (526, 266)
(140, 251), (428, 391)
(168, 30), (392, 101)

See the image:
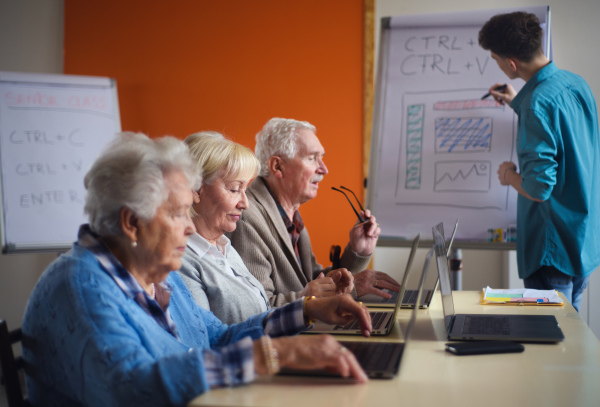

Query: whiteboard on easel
(0, 71), (121, 253)
(367, 6), (551, 242)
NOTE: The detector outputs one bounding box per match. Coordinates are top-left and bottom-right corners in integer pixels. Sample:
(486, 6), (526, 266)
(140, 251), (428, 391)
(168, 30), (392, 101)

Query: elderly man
(227, 117), (399, 307)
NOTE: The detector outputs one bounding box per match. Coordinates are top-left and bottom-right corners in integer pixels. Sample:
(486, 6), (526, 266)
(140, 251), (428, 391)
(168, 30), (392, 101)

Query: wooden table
(189, 291), (600, 407)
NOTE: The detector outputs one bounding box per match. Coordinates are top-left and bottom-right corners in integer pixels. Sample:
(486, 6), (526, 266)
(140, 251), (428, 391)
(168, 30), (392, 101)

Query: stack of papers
(481, 287), (563, 306)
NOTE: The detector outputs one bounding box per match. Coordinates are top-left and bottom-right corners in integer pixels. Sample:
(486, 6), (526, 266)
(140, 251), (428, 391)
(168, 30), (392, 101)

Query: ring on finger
(339, 346), (347, 353)
(374, 280), (378, 288)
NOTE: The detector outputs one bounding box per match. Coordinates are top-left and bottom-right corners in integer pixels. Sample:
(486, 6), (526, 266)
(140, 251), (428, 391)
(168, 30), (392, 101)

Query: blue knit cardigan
(22, 243), (268, 407)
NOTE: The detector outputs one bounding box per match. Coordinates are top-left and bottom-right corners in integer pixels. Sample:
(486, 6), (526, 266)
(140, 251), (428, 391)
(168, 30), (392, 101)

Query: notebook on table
(305, 234), (419, 336)
(360, 219), (458, 309)
(432, 222), (565, 343)
(281, 245), (435, 379)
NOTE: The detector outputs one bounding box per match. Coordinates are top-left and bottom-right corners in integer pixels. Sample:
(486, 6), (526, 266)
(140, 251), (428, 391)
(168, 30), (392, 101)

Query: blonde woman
(178, 132), (353, 324)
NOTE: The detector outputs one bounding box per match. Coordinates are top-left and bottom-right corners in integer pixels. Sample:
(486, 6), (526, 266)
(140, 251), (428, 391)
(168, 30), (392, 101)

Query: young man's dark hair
(478, 12), (543, 62)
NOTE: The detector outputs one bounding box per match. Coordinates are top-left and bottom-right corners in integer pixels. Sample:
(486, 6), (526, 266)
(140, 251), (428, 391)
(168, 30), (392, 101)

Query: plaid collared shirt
(78, 224), (307, 388)
(203, 299), (306, 387)
(78, 224), (180, 338)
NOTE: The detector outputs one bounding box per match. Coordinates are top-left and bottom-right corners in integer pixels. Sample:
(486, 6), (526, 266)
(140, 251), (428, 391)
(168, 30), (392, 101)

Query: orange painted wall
(64, 0), (364, 266)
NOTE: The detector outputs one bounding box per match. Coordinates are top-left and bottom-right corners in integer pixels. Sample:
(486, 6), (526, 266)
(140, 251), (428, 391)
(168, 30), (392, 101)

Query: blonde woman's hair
(184, 131), (260, 217)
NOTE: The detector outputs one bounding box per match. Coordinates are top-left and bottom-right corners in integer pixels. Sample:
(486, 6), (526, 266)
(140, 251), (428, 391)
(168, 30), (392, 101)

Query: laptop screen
(388, 233), (421, 320)
(398, 233), (420, 296)
(405, 246), (434, 339)
(446, 219), (458, 256)
(432, 222), (456, 334)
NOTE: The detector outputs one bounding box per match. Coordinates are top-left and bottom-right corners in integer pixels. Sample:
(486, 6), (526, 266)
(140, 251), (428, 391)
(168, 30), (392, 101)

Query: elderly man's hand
(303, 294), (372, 337)
(348, 209), (380, 256)
(354, 269), (400, 299)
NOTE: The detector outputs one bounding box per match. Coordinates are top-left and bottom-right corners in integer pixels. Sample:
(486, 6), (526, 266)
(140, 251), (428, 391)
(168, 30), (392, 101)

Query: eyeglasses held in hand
(331, 186), (367, 223)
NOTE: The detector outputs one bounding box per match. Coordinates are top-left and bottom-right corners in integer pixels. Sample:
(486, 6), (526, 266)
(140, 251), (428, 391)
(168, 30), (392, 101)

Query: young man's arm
(498, 161), (544, 202)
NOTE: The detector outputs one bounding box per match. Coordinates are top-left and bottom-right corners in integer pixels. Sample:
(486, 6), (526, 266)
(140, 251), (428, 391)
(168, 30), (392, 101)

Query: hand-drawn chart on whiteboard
(367, 6), (550, 241)
(397, 88), (515, 211)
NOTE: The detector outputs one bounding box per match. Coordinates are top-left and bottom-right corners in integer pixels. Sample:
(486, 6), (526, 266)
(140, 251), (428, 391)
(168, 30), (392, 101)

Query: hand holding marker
(481, 84), (507, 100)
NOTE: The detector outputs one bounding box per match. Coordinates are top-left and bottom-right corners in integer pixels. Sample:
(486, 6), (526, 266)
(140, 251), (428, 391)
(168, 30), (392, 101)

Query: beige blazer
(226, 177), (370, 307)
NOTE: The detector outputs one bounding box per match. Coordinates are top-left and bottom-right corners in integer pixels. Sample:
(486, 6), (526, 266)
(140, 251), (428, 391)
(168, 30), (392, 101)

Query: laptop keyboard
(341, 341), (401, 371)
(377, 289), (418, 304)
(334, 311), (390, 331)
(402, 290), (418, 304)
(380, 289), (422, 305)
(373, 290), (398, 304)
(462, 316), (510, 335)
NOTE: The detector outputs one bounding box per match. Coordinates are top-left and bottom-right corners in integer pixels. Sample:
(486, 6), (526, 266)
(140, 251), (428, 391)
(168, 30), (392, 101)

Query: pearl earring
(132, 241), (137, 247)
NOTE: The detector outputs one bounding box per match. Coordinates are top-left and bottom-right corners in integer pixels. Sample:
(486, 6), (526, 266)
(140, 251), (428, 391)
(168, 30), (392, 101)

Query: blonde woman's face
(194, 177), (250, 241)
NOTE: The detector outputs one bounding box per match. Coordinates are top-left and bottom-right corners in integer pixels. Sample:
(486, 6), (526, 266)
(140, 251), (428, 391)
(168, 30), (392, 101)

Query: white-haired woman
(22, 133), (371, 407)
(177, 131), (354, 324)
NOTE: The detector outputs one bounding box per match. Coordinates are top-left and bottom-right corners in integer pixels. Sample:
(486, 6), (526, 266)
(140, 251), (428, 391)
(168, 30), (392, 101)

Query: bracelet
(303, 295), (317, 325)
(260, 335), (280, 375)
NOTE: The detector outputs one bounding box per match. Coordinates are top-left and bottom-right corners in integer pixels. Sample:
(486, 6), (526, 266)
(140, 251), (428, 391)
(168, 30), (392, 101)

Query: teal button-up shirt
(510, 62), (600, 278)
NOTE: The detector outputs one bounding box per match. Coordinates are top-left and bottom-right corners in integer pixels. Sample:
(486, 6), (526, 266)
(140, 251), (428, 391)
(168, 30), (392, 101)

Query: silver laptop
(281, 245), (435, 379)
(432, 222), (565, 343)
(358, 233), (420, 308)
(306, 234), (420, 336)
(361, 219), (458, 309)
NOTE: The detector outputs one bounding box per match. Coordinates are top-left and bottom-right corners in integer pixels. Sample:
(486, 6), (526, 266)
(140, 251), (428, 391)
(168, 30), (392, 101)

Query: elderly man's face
(283, 129), (328, 205)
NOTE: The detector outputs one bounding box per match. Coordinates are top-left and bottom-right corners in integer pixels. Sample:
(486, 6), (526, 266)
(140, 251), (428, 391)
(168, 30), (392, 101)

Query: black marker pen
(481, 84), (507, 100)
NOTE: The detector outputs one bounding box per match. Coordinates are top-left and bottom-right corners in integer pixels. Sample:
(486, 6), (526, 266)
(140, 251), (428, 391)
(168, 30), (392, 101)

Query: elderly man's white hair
(254, 117), (316, 177)
(84, 132), (201, 237)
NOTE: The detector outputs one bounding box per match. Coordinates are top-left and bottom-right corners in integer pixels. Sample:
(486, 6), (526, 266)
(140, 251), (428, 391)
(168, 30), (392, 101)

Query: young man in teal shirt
(479, 12), (600, 312)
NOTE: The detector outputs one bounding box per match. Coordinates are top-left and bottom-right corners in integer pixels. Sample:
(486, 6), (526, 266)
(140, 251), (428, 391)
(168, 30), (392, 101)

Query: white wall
(0, 0), (64, 330)
(374, 0), (600, 339)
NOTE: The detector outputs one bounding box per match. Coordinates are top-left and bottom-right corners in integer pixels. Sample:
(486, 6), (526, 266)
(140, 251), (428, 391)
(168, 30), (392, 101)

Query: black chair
(0, 319), (30, 407)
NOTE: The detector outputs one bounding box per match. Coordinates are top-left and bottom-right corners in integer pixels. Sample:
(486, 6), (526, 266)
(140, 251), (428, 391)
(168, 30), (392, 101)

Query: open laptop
(282, 245), (435, 379)
(305, 234), (420, 336)
(360, 219), (458, 309)
(358, 233), (420, 308)
(432, 222), (565, 343)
